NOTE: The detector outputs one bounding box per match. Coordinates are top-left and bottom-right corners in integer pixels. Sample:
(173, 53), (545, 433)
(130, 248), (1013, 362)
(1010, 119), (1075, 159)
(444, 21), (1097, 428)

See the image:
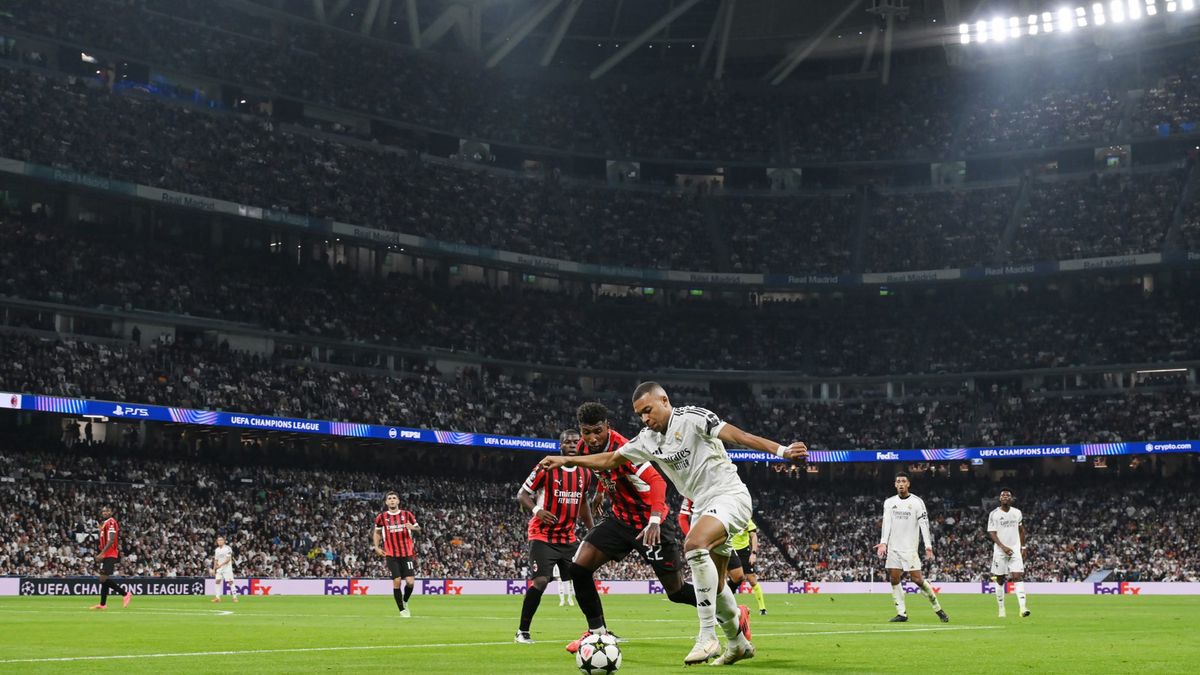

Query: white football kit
(616, 406), (751, 556)
(880, 494), (932, 571)
(987, 507), (1024, 575)
(213, 544), (234, 581)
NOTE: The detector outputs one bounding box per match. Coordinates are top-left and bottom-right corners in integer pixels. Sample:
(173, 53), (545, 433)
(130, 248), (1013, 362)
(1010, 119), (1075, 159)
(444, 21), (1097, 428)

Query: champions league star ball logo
(20, 580), (34, 596)
(190, 580), (206, 594)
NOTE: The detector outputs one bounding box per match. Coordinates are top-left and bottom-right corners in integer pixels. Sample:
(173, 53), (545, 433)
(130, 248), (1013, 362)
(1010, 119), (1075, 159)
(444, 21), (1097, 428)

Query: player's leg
(95, 569), (110, 609)
(386, 557), (405, 615)
(97, 560), (128, 609)
(726, 550), (746, 594)
(516, 543), (554, 642)
(227, 572), (238, 602)
(993, 573), (1008, 616)
(1010, 559), (1029, 616)
(683, 514), (730, 649)
(213, 573), (223, 602)
(886, 566), (908, 620)
(738, 547), (767, 615)
(648, 533), (696, 607)
(909, 569), (947, 621)
(554, 560), (566, 606)
(401, 558), (416, 616)
(568, 541), (613, 633)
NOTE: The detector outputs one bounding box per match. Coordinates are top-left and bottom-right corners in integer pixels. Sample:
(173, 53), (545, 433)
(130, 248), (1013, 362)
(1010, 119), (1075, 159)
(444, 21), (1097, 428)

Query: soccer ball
(575, 633), (622, 674)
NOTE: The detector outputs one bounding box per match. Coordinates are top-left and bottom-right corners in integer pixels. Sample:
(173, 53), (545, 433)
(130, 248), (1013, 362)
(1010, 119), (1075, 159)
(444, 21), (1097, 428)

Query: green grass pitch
(2, 593), (1198, 673)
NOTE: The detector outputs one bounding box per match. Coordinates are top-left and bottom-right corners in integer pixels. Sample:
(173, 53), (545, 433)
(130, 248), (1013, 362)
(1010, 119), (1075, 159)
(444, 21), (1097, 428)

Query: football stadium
(1, 0), (1199, 672)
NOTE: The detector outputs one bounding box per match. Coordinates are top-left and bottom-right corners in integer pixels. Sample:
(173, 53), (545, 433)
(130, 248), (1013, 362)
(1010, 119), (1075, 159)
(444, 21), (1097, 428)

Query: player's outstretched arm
(540, 451), (627, 472)
(716, 423), (807, 463)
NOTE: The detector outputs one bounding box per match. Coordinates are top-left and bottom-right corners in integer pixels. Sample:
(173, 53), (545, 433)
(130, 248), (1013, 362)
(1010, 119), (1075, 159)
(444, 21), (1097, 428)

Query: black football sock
(518, 585), (545, 632)
(403, 583), (414, 604)
(100, 583), (109, 606)
(106, 580), (126, 596)
(569, 564), (605, 630)
(393, 587), (405, 613)
(668, 582), (698, 606)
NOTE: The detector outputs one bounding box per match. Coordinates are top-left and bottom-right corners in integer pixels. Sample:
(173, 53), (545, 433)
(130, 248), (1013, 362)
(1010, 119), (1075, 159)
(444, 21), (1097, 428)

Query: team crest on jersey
(674, 431), (683, 441)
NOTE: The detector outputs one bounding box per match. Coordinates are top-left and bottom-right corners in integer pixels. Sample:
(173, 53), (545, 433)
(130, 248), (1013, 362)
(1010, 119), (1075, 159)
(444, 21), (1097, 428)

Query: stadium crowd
(3, 219), (1199, 376)
(6, 0), (1199, 162)
(1, 442), (1195, 582)
(757, 470), (1200, 583)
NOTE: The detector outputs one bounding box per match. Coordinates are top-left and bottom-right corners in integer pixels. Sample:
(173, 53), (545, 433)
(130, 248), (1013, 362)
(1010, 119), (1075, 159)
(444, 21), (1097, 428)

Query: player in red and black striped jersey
(563, 402), (699, 653)
(91, 506), (130, 610)
(514, 429), (594, 644)
(373, 491), (421, 617)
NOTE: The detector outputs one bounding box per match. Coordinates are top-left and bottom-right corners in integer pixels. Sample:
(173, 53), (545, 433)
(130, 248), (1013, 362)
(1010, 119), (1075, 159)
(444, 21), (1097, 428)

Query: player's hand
(783, 442), (808, 463)
(535, 510), (559, 525)
(1002, 545), (1014, 556)
(636, 522), (661, 548)
(749, 552), (757, 565)
(374, 546), (385, 557)
(925, 548), (934, 561)
(874, 543), (887, 558)
(539, 455), (568, 471)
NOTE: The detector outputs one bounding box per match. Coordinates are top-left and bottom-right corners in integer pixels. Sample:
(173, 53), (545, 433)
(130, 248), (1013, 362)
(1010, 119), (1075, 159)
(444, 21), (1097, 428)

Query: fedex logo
(648, 580), (666, 595)
(901, 581), (940, 594)
(876, 452), (901, 461)
(233, 578), (271, 596)
(505, 580), (531, 595)
(112, 405), (150, 417)
(594, 580), (610, 595)
(1093, 582), (1141, 595)
(787, 581), (821, 594)
(324, 579), (369, 595)
(424, 579), (464, 595)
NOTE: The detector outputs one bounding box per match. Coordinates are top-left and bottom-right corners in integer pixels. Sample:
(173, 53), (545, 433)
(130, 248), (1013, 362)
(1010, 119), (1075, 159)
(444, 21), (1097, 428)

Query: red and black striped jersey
(374, 510), (417, 557)
(521, 464), (593, 544)
(581, 431), (669, 530)
(99, 517), (119, 559)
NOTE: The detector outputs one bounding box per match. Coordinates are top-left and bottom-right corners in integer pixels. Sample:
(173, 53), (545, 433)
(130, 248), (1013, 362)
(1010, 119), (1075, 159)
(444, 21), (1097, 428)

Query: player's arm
(919, 502), (934, 560)
(591, 481), (607, 515)
(678, 498), (692, 536)
(716, 423), (807, 463)
(541, 451), (628, 472)
(580, 491), (594, 531)
(372, 516), (386, 556)
(987, 529), (1012, 556)
(518, 485), (558, 525)
(749, 530), (759, 565)
(1019, 523), (1027, 557)
(634, 464), (669, 547)
(875, 504), (890, 557)
(406, 513), (422, 534)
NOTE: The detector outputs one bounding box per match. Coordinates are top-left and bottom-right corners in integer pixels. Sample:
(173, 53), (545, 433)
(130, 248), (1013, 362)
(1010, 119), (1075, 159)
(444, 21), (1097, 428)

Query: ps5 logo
(112, 405), (150, 417)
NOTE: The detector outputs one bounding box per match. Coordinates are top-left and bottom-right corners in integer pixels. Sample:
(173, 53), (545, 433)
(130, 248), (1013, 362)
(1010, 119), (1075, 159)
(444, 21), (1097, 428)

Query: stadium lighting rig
(958, 0), (1195, 44)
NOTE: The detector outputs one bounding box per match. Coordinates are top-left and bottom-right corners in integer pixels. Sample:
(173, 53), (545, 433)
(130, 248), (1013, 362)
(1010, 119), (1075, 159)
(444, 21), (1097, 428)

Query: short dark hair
(385, 491), (399, 499)
(559, 428), (581, 440)
(576, 402), (611, 426)
(894, 472), (910, 480)
(632, 381), (665, 402)
(999, 487), (1013, 495)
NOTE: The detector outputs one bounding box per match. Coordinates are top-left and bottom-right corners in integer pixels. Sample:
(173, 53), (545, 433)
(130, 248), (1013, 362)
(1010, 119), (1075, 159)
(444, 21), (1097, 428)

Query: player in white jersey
(211, 536), (238, 603)
(553, 560), (575, 606)
(987, 488), (1029, 618)
(540, 381), (807, 666)
(875, 472), (948, 623)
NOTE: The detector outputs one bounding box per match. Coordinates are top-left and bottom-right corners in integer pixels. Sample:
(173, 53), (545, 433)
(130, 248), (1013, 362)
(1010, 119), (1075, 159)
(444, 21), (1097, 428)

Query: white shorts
(691, 492), (752, 557)
(214, 569), (234, 582)
(885, 549), (922, 572)
(991, 550), (1024, 575)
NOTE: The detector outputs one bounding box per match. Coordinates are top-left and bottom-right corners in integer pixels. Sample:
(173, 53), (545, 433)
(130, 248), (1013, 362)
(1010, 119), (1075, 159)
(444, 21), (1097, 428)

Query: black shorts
(529, 540), (578, 579)
(735, 546), (755, 575)
(582, 518), (683, 576)
(727, 549), (743, 571)
(386, 556), (416, 578)
(99, 557), (118, 575)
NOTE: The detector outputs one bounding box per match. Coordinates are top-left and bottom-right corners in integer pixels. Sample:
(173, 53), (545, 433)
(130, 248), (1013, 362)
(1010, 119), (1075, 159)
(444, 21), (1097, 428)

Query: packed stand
(0, 443), (791, 580)
(717, 194), (858, 275)
(865, 186), (1015, 271)
(3, 219), (1200, 375)
(957, 80), (1124, 154)
(1133, 51), (1200, 138)
(1010, 170), (1184, 262)
(753, 469), (1200, 583)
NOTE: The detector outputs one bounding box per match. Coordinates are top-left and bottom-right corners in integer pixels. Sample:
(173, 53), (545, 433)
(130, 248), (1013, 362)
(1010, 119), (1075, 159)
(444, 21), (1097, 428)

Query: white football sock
(715, 582), (740, 641)
(1015, 581), (1027, 611)
(919, 579), (942, 611)
(686, 548), (719, 638)
(890, 583), (907, 616)
(994, 579), (1006, 608)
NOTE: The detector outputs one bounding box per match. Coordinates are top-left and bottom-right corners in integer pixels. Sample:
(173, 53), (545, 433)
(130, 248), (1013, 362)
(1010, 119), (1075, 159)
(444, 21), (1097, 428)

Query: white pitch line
(0, 608), (233, 617)
(0, 626), (996, 664)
